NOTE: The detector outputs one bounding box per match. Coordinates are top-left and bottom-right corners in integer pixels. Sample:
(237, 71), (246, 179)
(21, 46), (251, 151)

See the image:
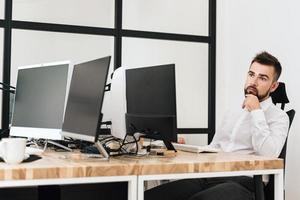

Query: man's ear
(270, 81), (279, 93)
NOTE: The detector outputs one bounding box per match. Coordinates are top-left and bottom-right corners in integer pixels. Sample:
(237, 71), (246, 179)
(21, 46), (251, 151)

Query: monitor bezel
(9, 61), (70, 140)
(10, 126), (63, 140)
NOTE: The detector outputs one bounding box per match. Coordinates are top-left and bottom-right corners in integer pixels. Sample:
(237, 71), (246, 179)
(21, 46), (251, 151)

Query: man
(145, 51), (289, 200)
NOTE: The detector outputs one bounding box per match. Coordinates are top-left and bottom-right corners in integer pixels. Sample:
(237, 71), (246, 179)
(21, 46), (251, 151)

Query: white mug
(0, 138), (27, 164)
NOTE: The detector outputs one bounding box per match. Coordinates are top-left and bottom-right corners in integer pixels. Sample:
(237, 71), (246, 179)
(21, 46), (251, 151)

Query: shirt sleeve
(250, 109), (289, 157)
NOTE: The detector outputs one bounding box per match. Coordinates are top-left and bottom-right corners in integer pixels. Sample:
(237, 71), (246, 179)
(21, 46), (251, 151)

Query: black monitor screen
(62, 56), (111, 142)
(12, 64), (69, 129)
(125, 64), (177, 142)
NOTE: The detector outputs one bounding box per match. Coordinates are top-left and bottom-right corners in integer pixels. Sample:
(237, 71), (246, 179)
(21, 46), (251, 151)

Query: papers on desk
(25, 146), (44, 155)
(143, 140), (220, 153)
(172, 143), (220, 153)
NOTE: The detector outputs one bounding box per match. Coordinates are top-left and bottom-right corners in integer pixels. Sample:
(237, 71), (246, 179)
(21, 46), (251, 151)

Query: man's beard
(244, 86), (270, 101)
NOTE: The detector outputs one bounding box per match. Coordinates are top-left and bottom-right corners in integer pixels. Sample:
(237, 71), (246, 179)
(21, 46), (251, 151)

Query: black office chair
(254, 82), (296, 200)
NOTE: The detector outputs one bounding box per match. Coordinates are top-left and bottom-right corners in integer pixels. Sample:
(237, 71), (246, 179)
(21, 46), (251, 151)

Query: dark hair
(251, 51), (282, 81)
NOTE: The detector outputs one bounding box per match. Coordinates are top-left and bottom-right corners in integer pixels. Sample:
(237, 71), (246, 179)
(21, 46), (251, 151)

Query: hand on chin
(242, 94), (260, 111)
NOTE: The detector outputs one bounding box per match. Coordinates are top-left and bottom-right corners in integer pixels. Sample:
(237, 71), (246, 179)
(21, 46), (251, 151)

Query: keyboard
(172, 143), (220, 153)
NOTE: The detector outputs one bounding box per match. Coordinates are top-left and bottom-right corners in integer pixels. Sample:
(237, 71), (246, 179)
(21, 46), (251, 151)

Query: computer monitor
(108, 67), (127, 140)
(10, 61), (69, 140)
(61, 56), (111, 144)
(125, 64), (177, 150)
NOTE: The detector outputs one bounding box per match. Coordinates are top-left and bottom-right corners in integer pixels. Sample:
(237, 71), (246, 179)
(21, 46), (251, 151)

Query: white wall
(123, 0), (208, 35)
(0, 1), (4, 19)
(217, 1), (300, 199)
(12, 0), (114, 27)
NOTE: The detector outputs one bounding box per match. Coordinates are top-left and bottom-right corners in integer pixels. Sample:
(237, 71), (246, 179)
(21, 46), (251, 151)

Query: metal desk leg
(128, 176), (138, 200)
(137, 176), (145, 200)
(274, 169), (284, 200)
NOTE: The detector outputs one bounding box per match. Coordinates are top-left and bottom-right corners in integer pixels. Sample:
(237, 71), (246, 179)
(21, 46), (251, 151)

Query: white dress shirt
(210, 97), (289, 157)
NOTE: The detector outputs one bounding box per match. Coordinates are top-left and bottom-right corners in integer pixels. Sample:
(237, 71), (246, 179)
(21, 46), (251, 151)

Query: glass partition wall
(1, 0), (216, 143)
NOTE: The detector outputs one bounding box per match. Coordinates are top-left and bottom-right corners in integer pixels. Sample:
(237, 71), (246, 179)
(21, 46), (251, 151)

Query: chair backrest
(270, 82), (295, 161)
(264, 109), (295, 200)
(279, 109), (295, 160)
(270, 82), (289, 110)
(264, 82), (295, 200)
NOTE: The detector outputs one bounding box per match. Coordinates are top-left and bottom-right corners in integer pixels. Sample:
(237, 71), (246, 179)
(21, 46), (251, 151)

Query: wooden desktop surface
(0, 151), (283, 181)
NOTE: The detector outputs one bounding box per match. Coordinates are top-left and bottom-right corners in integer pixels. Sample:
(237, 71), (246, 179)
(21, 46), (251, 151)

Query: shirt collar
(260, 97), (273, 111)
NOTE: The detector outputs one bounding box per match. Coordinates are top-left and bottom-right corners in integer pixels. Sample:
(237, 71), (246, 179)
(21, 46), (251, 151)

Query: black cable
(132, 133), (139, 155)
(0, 87), (15, 94)
(99, 135), (116, 142)
(117, 132), (140, 155)
(0, 82), (16, 89)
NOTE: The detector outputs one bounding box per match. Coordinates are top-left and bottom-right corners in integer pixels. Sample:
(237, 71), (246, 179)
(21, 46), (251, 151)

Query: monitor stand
(162, 139), (176, 152)
(46, 140), (72, 152)
(141, 134), (177, 152)
(94, 113), (110, 159)
(95, 140), (109, 159)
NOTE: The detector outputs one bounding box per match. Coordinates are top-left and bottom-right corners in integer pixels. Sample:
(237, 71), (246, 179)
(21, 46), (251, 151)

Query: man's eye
(259, 77), (267, 81)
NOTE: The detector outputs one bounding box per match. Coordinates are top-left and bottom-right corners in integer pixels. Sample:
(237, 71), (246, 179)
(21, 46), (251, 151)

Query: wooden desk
(131, 151), (284, 200)
(0, 152), (138, 200)
(0, 151), (284, 200)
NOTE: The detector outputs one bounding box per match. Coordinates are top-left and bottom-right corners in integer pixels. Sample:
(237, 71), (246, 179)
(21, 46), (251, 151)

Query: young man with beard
(145, 51), (289, 200)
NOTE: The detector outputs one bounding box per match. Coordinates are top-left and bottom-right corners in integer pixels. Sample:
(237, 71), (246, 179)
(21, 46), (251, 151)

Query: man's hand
(242, 94), (260, 111)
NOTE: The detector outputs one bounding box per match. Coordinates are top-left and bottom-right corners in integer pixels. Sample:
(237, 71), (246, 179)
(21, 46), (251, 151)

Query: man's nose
(249, 77), (258, 86)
